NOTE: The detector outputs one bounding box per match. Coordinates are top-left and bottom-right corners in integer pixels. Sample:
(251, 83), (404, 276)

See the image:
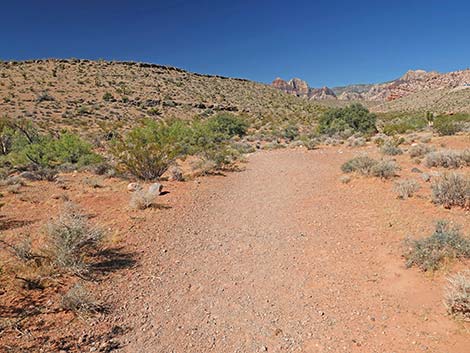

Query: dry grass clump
(424, 149), (470, 169)
(431, 172), (470, 209)
(129, 189), (159, 210)
(445, 270), (470, 321)
(394, 179), (420, 199)
(47, 202), (103, 274)
(409, 143), (435, 158)
(404, 221), (470, 271)
(61, 283), (103, 314)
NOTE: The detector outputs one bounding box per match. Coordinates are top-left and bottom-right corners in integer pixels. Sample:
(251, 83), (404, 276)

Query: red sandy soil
(1, 136), (469, 352)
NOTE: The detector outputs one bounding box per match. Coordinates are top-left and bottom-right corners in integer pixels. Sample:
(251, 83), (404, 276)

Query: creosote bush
(431, 172), (470, 209)
(394, 179), (420, 199)
(404, 221), (470, 271)
(445, 270), (470, 320)
(112, 114), (248, 180)
(47, 202), (103, 274)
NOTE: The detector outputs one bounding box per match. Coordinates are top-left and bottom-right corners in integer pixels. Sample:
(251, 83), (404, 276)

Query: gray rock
(19, 171), (40, 181)
(411, 167), (422, 173)
(127, 182), (142, 192)
(148, 183), (163, 195)
(421, 173), (431, 182)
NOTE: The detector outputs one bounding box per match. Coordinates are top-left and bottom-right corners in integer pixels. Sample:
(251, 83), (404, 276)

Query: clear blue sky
(2, 0), (470, 87)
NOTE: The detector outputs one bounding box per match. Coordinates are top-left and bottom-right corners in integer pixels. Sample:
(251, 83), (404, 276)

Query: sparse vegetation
(47, 202), (103, 274)
(409, 143), (434, 158)
(394, 179), (420, 199)
(61, 283), (103, 314)
(431, 172), (470, 209)
(404, 221), (470, 271)
(380, 140), (403, 156)
(445, 270), (470, 320)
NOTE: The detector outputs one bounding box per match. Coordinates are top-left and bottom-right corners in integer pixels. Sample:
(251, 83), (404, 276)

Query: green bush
(21, 132), (101, 168)
(111, 120), (190, 180)
(318, 103), (377, 135)
(434, 114), (470, 136)
(102, 92), (114, 101)
(405, 221), (470, 271)
(205, 113), (248, 138)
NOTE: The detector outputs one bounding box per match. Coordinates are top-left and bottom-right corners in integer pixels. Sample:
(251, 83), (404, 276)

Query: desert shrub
(129, 189), (159, 210)
(282, 124), (299, 141)
(431, 173), (470, 209)
(205, 113), (248, 138)
(111, 120), (190, 180)
(341, 155), (377, 175)
(346, 136), (366, 147)
(61, 283), (103, 314)
(404, 221), (470, 271)
(102, 92), (114, 101)
(339, 175), (351, 184)
(318, 103), (377, 136)
(380, 141), (403, 156)
(47, 202), (103, 274)
(445, 270), (470, 320)
(409, 143), (434, 158)
(425, 149), (470, 168)
(434, 114), (470, 136)
(394, 179), (420, 199)
(382, 116), (427, 135)
(5, 130), (100, 170)
(370, 160), (399, 179)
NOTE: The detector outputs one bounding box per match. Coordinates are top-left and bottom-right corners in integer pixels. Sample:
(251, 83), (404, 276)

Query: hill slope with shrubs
(0, 59), (323, 137)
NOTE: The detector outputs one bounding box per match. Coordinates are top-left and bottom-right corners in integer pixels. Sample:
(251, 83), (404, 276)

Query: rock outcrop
(271, 78), (336, 100)
(273, 68), (470, 102)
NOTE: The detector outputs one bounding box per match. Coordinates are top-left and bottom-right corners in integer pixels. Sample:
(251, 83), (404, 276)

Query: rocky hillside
(0, 59), (322, 136)
(272, 69), (470, 109)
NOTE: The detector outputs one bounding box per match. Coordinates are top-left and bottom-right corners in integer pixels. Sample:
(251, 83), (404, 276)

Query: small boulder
(20, 171), (40, 181)
(148, 183), (163, 195)
(411, 167), (422, 173)
(127, 182), (142, 192)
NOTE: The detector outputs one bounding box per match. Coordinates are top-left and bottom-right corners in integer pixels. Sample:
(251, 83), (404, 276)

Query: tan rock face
(271, 78), (336, 99)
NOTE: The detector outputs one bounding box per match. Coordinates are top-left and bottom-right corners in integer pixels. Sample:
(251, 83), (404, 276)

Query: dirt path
(113, 149), (469, 352)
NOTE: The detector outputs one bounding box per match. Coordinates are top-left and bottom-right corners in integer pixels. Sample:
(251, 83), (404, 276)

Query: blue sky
(2, 0), (470, 87)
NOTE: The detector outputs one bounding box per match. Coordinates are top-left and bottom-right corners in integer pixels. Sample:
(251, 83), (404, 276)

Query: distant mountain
(271, 77), (336, 100)
(272, 68), (470, 103)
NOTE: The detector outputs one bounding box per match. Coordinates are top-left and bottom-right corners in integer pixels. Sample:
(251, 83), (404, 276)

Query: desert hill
(0, 59), (322, 136)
